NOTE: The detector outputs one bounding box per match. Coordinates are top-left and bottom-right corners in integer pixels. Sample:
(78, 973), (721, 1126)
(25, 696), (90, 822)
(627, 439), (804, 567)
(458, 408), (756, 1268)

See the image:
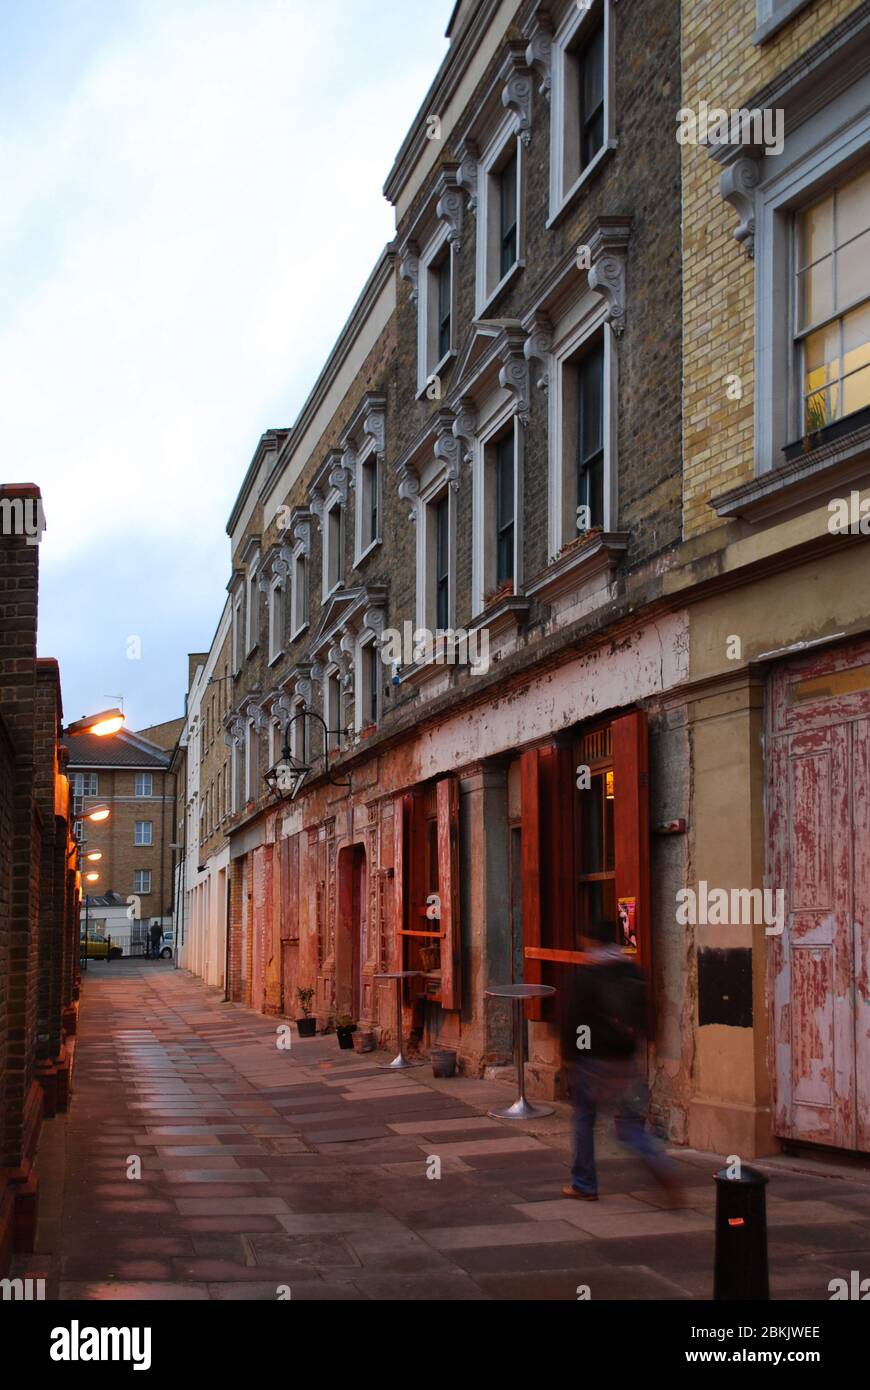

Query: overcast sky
(1, 0), (453, 733)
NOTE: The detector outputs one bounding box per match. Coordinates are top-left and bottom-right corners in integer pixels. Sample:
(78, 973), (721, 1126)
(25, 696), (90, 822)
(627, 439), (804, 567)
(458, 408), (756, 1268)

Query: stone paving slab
(24, 958), (870, 1303)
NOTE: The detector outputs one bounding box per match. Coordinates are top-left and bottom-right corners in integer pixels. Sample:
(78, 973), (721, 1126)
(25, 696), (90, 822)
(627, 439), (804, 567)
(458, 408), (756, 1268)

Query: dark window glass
(580, 22), (605, 168)
(577, 340), (605, 528)
(499, 148), (518, 280)
(435, 493), (450, 630)
(495, 433), (515, 585)
(437, 253), (452, 361)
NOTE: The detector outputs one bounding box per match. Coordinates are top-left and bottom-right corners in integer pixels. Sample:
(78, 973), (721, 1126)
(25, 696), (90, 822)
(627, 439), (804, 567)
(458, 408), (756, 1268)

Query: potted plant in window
(296, 986), (317, 1038)
(334, 1014), (357, 1050)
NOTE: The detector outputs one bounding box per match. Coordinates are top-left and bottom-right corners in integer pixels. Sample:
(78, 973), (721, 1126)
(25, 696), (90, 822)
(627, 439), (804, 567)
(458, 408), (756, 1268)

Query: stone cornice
(383, 0), (504, 207)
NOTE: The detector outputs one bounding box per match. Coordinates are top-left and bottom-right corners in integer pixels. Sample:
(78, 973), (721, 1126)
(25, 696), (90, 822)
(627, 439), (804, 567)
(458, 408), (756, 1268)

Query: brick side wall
(681, 0), (863, 537)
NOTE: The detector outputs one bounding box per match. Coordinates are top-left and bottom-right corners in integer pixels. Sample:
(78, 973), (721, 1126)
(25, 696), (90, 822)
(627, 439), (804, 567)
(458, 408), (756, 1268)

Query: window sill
(417, 348), (457, 401)
(469, 592), (530, 640)
(712, 409), (870, 524)
(354, 538), (382, 568)
(267, 650), (284, 668)
(476, 260), (525, 319)
(290, 622), (309, 642)
(527, 530), (628, 603)
(321, 583), (344, 606)
(752, 0), (813, 46)
(546, 141), (618, 231)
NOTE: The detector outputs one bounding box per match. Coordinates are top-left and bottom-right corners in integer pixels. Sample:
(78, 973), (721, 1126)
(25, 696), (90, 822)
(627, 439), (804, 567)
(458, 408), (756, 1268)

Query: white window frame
(244, 717), (256, 803)
(472, 404), (524, 617)
(322, 493), (345, 601)
(134, 820), (153, 847)
(754, 91), (870, 473)
(134, 869), (152, 895)
(268, 574), (284, 665)
(135, 772), (154, 798)
(232, 590), (243, 675)
(417, 476), (456, 635)
(325, 667), (344, 751)
(355, 634), (381, 732)
(73, 772), (99, 797)
(418, 223), (456, 395)
(548, 303), (618, 560)
(290, 695), (308, 765)
(245, 553), (260, 655)
(476, 116), (526, 316)
(353, 437), (382, 564)
(548, 0), (616, 225)
(291, 545), (308, 638)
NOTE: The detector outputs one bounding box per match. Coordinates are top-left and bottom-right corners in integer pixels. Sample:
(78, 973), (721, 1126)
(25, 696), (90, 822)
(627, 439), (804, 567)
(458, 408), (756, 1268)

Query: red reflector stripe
(728, 1217), (745, 1226)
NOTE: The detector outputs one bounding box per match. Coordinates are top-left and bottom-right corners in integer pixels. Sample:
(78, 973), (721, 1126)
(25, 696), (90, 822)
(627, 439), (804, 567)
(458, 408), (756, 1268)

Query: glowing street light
(84, 871), (100, 883)
(67, 708), (125, 738)
(85, 851), (102, 862)
(84, 803), (110, 823)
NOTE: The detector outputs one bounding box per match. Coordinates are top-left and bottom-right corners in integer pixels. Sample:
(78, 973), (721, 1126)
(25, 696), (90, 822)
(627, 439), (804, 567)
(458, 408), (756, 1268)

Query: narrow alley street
(19, 962), (870, 1303)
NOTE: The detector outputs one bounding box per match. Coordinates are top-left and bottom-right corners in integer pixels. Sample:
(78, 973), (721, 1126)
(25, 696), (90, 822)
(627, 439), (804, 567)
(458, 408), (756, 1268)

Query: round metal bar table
(375, 971), (424, 1069)
(485, 983), (556, 1119)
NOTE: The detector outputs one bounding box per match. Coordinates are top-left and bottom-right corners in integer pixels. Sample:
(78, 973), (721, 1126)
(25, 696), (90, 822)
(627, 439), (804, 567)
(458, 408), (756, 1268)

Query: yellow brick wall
(681, 0), (863, 538)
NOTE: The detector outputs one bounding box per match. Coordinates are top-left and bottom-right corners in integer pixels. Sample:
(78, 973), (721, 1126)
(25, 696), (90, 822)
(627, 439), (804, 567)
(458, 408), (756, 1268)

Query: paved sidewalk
(20, 961), (870, 1301)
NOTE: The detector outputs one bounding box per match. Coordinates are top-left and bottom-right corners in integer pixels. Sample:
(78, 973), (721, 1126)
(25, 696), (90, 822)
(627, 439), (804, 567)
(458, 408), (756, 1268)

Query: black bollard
(713, 1163), (769, 1300)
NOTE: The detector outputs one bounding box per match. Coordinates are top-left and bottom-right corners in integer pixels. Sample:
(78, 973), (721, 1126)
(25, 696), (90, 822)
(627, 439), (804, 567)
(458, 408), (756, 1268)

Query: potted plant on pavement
(296, 986), (317, 1038)
(334, 1014), (357, 1050)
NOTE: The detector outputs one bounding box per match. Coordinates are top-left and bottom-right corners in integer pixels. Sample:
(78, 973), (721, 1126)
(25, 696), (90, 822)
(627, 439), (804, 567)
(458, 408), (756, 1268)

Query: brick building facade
(178, 0), (870, 1158)
(0, 484), (80, 1277)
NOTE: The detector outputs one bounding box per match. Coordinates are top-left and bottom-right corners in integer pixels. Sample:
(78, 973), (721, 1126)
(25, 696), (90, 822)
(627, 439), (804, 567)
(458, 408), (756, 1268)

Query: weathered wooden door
(769, 641), (870, 1151)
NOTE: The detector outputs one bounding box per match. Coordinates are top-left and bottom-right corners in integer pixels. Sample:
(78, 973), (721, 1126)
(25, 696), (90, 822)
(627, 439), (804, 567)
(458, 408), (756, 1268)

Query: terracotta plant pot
(296, 1016), (317, 1038)
(430, 1047), (457, 1079)
(353, 1030), (375, 1054)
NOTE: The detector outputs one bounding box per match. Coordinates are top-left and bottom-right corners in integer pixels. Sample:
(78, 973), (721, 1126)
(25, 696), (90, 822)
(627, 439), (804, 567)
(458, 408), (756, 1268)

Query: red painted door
(769, 641), (870, 1151)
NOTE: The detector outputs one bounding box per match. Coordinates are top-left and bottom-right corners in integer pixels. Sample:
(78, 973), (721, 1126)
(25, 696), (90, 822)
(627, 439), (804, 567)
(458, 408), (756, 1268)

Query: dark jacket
(568, 948), (649, 1059)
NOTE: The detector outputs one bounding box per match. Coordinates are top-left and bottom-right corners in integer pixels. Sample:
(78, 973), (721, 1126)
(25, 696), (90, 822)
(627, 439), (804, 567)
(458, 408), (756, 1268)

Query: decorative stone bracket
(397, 462), (421, 522)
(719, 155), (762, 258)
(434, 409), (463, 491)
(435, 164), (465, 252)
(523, 314), (554, 392)
(399, 240), (420, 303)
(502, 44), (534, 146)
(587, 220), (631, 337)
(457, 140), (479, 214)
(524, 10), (553, 97)
(452, 396), (478, 465)
(498, 330), (532, 424)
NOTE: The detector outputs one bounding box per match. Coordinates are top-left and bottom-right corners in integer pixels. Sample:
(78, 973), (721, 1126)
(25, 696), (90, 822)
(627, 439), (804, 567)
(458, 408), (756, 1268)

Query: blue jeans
(568, 1055), (671, 1195)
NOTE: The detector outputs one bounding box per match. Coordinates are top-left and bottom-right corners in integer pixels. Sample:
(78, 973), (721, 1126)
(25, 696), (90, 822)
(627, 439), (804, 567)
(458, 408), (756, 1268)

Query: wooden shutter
(520, 748), (545, 1019)
(520, 743), (577, 1019)
(436, 777), (461, 1010)
(612, 709), (651, 972)
(393, 794), (410, 972)
(280, 834), (299, 941)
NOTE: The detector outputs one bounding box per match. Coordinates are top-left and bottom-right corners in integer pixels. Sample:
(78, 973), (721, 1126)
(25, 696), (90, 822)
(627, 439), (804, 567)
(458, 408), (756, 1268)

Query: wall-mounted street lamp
(66, 708), (125, 738)
(263, 707), (351, 804)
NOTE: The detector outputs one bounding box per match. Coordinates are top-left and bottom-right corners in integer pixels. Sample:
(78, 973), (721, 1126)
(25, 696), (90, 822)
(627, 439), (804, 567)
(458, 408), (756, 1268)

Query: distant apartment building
(64, 724), (178, 942)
